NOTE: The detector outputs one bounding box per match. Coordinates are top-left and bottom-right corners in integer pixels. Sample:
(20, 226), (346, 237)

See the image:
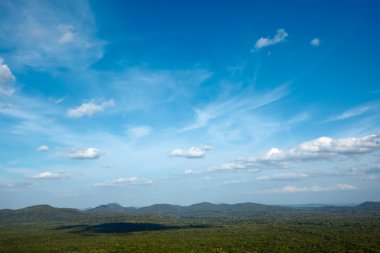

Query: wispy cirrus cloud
(67, 148), (101, 159)
(325, 101), (380, 122)
(0, 181), (35, 189)
(126, 125), (152, 140)
(253, 29), (288, 51)
(266, 184), (358, 193)
(0, 0), (104, 70)
(94, 177), (153, 187)
(222, 179), (249, 185)
(257, 173), (309, 181)
(66, 99), (115, 118)
(180, 84), (290, 132)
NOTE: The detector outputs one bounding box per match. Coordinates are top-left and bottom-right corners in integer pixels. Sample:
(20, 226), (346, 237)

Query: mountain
(287, 204), (328, 208)
(84, 203), (136, 213)
(1, 201), (379, 223)
(354, 201), (380, 210)
(85, 202), (295, 217)
(0, 204), (84, 223)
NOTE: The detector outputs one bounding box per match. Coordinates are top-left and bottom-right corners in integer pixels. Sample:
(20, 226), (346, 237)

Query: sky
(0, 0), (380, 209)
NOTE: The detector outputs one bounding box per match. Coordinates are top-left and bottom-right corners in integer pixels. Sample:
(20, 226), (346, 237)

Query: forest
(0, 202), (379, 252)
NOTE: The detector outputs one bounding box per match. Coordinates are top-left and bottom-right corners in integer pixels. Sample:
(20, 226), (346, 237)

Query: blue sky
(0, 0), (380, 208)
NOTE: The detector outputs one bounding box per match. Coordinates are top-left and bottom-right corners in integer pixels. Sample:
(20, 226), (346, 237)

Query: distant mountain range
(1, 201), (379, 223)
(85, 202), (295, 217)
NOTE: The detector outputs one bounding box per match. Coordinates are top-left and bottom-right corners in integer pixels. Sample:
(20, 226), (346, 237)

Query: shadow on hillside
(55, 222), (209, 234)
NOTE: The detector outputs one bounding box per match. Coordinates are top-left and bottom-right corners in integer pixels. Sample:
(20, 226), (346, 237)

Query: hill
(0, 204), (84, 223)
(87, 202), (306, 218)
(1, 201), (379, 223)
(354, 201), (380, 210)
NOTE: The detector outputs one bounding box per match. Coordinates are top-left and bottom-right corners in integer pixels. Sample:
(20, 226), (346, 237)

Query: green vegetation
(1, 203), (380, 252)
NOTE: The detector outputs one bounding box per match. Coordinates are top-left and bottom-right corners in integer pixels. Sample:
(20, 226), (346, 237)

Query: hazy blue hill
(355, 201), (380, 210)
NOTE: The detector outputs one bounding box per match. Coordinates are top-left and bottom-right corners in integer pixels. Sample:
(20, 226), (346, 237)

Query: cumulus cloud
(266, 134), (380, 161)
(29, 171), (67, 180)
(253, 29), (288, 51)
(169, 145), (213, 158)
(67, 99), (115, 118)
(67, 148), (100, 159)
(184, 169), (196, 175)
(249, 133), (380, 165)
(267, 184), (358, 193)
(0, 57), (15, 96)
(211, 133), (380, 173)
(310, 38), (320, 47)
(36, 145), (49, 152)
(94, 177), (153, 187)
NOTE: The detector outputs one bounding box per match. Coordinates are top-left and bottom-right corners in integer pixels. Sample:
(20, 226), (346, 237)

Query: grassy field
(1, 212), (380, 253)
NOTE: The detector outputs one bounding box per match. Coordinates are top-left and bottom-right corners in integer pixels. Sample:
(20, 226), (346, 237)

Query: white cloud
(169, 145), (213, 158)
(0, 57), (15, 96)
(198, 144), (213, 150)
(126, 125), (151, 140)
(210, 161), (261, 173)
(251, 133), (380, 165)
(284, 134), (380, 158)
(36, 145), (49, 152)
(212, 133), (380, 173)
(335, 184), (358, 190)
(0, 181), (35, 189)
(0, 1), (104, 70)
(180, 84), (289, 132)
(111, 68), (213, 114)
(310, 38), (320, 47)
(54, 97), (65, 104)
(253, 29), (288, 51)
(57, 24), (75, 44)
(67, 99), (115, 118)
(67, 148), (100, 159)
(94, 177), (153, 187)
(222, 179), (249, 185)
(184, 169), (195, 175)
(257, 173), (309, 181)
(267, 184), (358, 193)
(29, 171), (67, 180)
(325, 102), (379, 122)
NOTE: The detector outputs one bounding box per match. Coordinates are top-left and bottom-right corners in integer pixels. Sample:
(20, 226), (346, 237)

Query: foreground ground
(1, 211), (380, 253)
